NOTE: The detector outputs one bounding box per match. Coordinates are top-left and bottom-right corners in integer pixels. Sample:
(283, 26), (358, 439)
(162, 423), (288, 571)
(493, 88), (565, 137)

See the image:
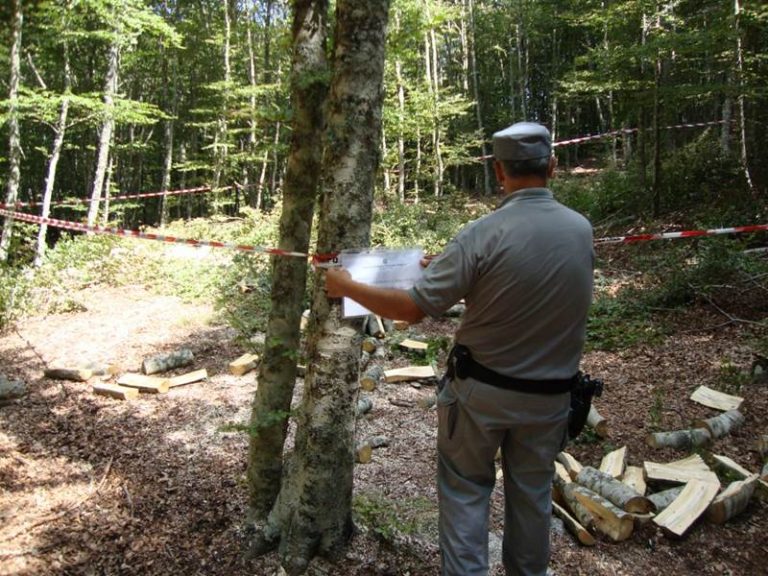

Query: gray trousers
(437, 376), (570, 576)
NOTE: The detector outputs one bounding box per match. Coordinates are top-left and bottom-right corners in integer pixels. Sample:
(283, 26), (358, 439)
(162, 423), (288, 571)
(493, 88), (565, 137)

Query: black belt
(447, 344), (576, 395)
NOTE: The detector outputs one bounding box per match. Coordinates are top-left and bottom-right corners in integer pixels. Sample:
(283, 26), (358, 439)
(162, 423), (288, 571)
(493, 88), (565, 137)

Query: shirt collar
(496, 187), (553, 210)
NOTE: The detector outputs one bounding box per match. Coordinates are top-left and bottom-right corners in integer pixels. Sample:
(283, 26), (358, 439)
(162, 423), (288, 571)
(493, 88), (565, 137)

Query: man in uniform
(325, 122), (594, 576)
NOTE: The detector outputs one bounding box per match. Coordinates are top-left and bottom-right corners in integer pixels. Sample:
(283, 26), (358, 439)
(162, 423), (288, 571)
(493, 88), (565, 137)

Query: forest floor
(1, 267), (767, 576)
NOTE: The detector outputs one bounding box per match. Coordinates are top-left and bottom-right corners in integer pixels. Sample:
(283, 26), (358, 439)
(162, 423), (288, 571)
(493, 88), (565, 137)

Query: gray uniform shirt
(408, 188), (594, 381)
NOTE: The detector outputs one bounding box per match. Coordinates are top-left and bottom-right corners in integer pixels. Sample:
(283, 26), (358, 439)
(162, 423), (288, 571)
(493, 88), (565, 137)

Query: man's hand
(324, 267), (353, 299)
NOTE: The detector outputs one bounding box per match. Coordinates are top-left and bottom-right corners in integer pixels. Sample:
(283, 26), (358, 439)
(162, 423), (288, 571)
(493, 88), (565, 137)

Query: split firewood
(399, 339), (429, 354)
(644, 454), (720, 485)
(599, 446), (627, 478)
(552, 473), (595, 532)
(356, 396), (373, 417)
(706, 475), (759, 524)
(229, 353), (259, 376)
(142, 348), (194, 375)
(652, 479), (720, 537)
(366, 315), (386, 338)
(382, 319), (395, 333)
(576, 466), (654, 514)
(384, 365), (436, 383)
(556, 452), (583, 480)
(44, 368), (93, 382)
(710, 453), (768, 499)
(360, 365), (385, 391)
(648, 486), (685, 512)
(693, 409), (744, 439)
(93, 383), (139, 401)
(553, 501), (596, 546)
(117, 373), (170, 394)
(554, 461), (572, 486)
(393, 320), (410, 330)
(587, 404), (608, 438)
(300, 309), (310, 332)
(571, 484), (634, 542)
(168, 369), (208, 388)
(689, 385), (743, 411)
(621, 466), (647, 496)
(646, 427), (712, 450)
(355, 435), (390, 464)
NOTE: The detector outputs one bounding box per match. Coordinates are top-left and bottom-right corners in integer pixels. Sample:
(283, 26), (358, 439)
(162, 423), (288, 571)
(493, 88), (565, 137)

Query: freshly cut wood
(362, 337), (382, 354)
(300, 309), (310, 331)
(399, 339), (428, 353)
(384, 365), (436, 383)
(644, 454), (719, 485)
(576, 466), (654, 514)
(229, 353), (259, 376)
(556, 452), (583, 480)
(142, 348), (194, 375)
(689, 385), (743, 411)
(587, 404), (608, 438)
(360, 365), (385, 391)
(706, 475), (759, 524)
(93, 383), (139, 401)
(646, 428), (711, 449)
(652, 479), (720, 537)
(572, 484), (634, 542)
(393, 320), (409, 330)
(554, 461), (572, 486)
(694, 409), (744, 439)
(710, 453), (768, 499)
(356, 396), (373, 417)
(621, 466), (647, 496)
(553, 475), (595, 532)
(553, 501), (596, 546)
(44, 368), (92, 382)
(117, 373), (170, 394)
(599, 446), (627, 478)
(355, 435), (390, 464)
(648, 486), (685, 512)
(366, 315), (386, 338)
(82, 362), (120, 377)
(168, 369), (208, 388)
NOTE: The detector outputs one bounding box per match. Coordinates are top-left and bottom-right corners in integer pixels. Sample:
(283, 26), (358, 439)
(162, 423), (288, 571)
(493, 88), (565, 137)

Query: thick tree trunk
(0, 0), (24, 262)
(88, 38), (119, 228)
(252, 3), (391, 573)
(247, 0), (330, 519)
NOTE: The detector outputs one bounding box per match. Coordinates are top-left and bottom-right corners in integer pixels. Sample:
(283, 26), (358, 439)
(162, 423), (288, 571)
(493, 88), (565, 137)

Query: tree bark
(247, 0), (330, 520)
(252, 4), (391, 573)
(0, 0), (24, 262)
(466, 0), (491, 195)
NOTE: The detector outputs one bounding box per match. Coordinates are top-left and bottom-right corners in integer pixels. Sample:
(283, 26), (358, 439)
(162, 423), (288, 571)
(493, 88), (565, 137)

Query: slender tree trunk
(395, 53), (406, 202)
(245, 3), (259, 208)
(247, 0), (329, 522)
(734, 0), (755, 195)
(430, 26), (444, 197)
(652, 22), (662, 217)
(212, 0), (232, 199)
(467, 0), (490, 195)
(160, 46), (177, 227)
(251, 3), (391, 573)
(101, 145), (115, 226)
(0, 0), (23, 262)
(381, 131), (391, 194)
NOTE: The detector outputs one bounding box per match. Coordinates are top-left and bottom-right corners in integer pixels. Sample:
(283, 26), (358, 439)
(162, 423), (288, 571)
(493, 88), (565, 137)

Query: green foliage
(353, 492), (436, 543)
(586, 294), (662, 352)
(716, 360), (751, 396)
(648, 388), (665, 432)
(554, 168), (645, 223)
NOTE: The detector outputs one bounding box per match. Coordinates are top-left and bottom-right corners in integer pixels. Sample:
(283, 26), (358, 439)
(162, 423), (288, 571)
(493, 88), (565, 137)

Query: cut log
(553, 478), (595, 532)
(755, 435), (768, 458)
(117, 373), (170, 394)
(360, 365), (385, 391)
(82, 362), (120, 377)
(652, 479), (720, 537)
(693, 409), (744, 439)
(648, 486), (684, 512)
(576, 466), (654, 514)
(571, 484), (634, 542)
(383, 365), (436, 383)
(556, 452), (583, 480)
(356, 396), (373, 417)
(621, 466), (647, 496)
(706, 475), (759, 524)
(142, 348), (194, 375)
(93, 383), (139, 401)
(554, 461), (572, 486)
(646, 428), (712, 450)
(168, 368), (208, 388)
(362, 337), (382, 354)
(366, 315), (386, 338)
(689, 385), (743, 411)
(229, 353), (259, 376)
(399, 339), (429, 353)
(393, 320), (410, 330)
(355, 435), (390, 464)
(0, 376), (26, 401)
(300, 309), (310, 331)
(710, 453), (768, 499)
(644, 454), (720, 485)
(599, 446), (627, 478)
(587, 404), (608, 438)
(44, 368), (92, 382)
(552, 501), (596, 547)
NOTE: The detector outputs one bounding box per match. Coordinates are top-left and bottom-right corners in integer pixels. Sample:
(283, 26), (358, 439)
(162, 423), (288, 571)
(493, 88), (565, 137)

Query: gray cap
(492, 122), (552, 161)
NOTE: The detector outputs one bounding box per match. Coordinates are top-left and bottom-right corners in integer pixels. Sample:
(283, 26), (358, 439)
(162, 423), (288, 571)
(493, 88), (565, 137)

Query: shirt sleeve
(408, 234), (477, 318)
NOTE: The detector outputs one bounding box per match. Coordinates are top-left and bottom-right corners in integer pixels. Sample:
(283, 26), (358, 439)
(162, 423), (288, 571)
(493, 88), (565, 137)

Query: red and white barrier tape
(2, 208), (765, 258)
(552, 120), (726, 148)
(594, 224), (768, 245)
(0, 185), (229, 211)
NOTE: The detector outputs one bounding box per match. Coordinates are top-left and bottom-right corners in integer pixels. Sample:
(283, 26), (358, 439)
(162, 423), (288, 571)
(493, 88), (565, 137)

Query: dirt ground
(1, 280), (767, 576)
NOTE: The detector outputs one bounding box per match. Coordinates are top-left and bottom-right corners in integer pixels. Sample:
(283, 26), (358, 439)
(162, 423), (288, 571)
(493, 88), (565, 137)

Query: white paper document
(339, 247), (424, 318)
